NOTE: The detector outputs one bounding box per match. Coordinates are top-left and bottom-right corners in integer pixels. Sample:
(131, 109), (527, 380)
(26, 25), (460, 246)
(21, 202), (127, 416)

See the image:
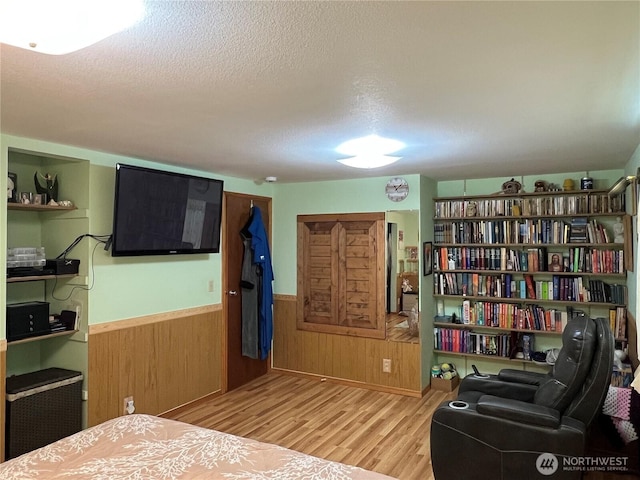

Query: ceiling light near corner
(338, 155), (402, 169)
(336, 134), (405, 169)
(0, 0), (145, 55)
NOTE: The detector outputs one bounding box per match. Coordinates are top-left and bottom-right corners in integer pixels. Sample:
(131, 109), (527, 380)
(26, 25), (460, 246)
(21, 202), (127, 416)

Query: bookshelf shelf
(432, 188), (628, 373)
(433, 349), (543, 364)
(434, 292), (625, 308)
(433, 269), (625, 277)
(433, 322), (563, 335)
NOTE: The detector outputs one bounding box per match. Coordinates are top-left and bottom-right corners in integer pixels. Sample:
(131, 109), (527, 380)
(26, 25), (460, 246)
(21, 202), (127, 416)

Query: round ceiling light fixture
(336, 134), (405, 169)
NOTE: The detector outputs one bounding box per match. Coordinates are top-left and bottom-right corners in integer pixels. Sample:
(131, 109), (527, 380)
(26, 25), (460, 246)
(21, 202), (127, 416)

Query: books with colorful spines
(524, 274), (536, 299)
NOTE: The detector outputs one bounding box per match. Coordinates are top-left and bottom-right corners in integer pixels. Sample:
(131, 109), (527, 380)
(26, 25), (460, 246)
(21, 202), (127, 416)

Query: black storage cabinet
(5, 367), (83, 459)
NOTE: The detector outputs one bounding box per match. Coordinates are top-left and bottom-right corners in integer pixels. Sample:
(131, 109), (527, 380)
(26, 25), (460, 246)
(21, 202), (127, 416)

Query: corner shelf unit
(432, 188), (628, 372)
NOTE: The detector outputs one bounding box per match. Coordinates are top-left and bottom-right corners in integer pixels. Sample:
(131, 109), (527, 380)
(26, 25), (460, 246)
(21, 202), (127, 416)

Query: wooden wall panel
(88, 306), (222, 427)
(274, 296), (420, 394)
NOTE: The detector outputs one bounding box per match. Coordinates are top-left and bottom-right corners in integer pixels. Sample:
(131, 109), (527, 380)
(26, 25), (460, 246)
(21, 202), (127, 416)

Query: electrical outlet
(123, 396), (135, 415)
(382, 358), (392, 373)
(208, 280), (214, 292)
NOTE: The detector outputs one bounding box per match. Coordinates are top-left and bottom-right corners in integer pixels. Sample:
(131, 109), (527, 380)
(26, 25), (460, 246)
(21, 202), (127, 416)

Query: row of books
(434, 246), (624, 274)
(434, 328), (513, 357)
(434, 246), (548, 272)
(609, 306), (627, 340)
(434, 272), (627, 304)
(434, 218), (615, 245)
(447, 301), (570, 332)
(434, 193), (624, 219)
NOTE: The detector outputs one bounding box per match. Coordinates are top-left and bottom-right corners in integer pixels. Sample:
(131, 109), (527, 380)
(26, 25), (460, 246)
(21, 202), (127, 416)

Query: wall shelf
(7, 274), (77, 283)
(8, 203), (76, 212)
(8, 330), (79, 346)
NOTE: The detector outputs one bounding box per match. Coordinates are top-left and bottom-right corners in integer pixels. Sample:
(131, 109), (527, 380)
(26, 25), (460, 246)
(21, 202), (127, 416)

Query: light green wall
(271, 175), (422, 295)
(420, 175), (437, 389)
(1, 134), (275, 329)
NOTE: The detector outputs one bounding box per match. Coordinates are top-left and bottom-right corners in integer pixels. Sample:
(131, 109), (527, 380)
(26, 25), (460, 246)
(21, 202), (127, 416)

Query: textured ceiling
(1, 1), (639, 183)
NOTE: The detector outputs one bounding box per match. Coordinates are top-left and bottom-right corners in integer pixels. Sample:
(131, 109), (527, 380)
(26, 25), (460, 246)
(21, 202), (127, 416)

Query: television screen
(111, 163), (224, 256)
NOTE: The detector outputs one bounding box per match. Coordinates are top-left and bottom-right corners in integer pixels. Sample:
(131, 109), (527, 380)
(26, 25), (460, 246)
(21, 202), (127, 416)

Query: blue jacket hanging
(247, 206), (274, 360)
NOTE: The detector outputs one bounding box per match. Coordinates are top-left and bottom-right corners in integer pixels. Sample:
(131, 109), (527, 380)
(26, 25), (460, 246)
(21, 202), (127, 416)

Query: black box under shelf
(5, 368), (83, 459)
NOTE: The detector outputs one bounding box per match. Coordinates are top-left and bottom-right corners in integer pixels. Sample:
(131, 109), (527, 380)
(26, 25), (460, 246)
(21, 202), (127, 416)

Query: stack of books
(569, 218), (588, 243)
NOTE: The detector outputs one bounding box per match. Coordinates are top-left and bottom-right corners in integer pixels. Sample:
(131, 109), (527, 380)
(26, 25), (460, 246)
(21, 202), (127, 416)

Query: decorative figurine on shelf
(562, 178), (575, 191)
(613, 217), (624, 243)
(501, 178), (522, 195)
(534, 180), (548, 192)
(466, 201), (478, 217)
(34, 171), (58, 203)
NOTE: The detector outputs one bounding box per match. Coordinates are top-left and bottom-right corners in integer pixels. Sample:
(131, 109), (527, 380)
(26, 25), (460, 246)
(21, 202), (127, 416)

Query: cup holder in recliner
(448, 401), (469, 410)
(473, 374), (490, 379)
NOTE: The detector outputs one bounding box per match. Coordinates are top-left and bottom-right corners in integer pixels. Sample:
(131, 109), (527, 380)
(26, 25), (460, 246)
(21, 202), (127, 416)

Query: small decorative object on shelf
(8, 172), (17, 202)
(581, 176), (593, 190)
(563, 178), (575, 191)
(534, 180), (548, 192)
(501, 178), (522, 195)
(34, 171), (59, 203)
(613, 217), (624, 244)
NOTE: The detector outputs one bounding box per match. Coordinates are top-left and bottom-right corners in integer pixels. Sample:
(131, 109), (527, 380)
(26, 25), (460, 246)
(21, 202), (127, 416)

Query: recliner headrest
(533, 316), (596, 411)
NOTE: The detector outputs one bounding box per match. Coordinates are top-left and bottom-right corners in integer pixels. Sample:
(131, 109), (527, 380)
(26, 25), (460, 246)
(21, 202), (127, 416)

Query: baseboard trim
(272, 367), (422, 398)
(158, 389), (223, 418)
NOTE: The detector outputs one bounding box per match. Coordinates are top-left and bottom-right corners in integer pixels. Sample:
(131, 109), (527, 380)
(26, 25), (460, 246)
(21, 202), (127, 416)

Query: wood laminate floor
(165, 373), (638, 480)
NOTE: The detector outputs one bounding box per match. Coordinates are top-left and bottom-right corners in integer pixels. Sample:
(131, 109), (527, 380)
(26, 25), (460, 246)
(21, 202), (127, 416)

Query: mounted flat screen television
(111, 163), (224, 256)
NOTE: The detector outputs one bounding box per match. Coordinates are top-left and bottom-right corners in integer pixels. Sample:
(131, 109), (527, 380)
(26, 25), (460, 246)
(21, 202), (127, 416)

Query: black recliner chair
(430, 314), (613, 480)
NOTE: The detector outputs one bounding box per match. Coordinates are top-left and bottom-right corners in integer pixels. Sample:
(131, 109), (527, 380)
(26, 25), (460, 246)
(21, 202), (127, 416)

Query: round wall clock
(385, 177), (409, 202)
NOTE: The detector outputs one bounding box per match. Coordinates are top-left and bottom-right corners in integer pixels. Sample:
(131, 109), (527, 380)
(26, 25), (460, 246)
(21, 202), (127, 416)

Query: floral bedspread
(0, 414), (394, 479)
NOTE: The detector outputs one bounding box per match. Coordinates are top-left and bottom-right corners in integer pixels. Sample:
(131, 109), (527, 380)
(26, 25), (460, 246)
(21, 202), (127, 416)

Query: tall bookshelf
(432, 189), (628, 374)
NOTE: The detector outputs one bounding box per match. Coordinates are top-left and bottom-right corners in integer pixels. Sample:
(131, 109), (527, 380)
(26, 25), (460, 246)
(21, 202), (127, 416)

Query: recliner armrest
(498, 369), (548, 386)
(459, 374), (538, 402)
(477, 395), (561, 428)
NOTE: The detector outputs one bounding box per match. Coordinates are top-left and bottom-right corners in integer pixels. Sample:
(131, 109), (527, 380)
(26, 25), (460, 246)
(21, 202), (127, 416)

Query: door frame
(221, 191), (272, 393)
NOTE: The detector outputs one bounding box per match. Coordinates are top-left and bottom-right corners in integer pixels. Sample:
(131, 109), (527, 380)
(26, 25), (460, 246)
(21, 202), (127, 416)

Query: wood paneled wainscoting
(88, 305), (223, 427)
(273, 295), (421, 395)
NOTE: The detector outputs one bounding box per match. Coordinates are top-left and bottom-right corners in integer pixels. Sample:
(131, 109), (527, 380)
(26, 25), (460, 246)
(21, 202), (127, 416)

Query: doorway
(223, 192), (271, 392)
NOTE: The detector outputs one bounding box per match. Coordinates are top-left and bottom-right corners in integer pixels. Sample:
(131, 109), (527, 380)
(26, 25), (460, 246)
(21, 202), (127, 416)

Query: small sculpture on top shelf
(534, 180), (548, 192)
(501, 178), (522, 195)
(34, 171), (58, 204)
(563, 178), (575, 191)
(613, 217), (624, 243)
